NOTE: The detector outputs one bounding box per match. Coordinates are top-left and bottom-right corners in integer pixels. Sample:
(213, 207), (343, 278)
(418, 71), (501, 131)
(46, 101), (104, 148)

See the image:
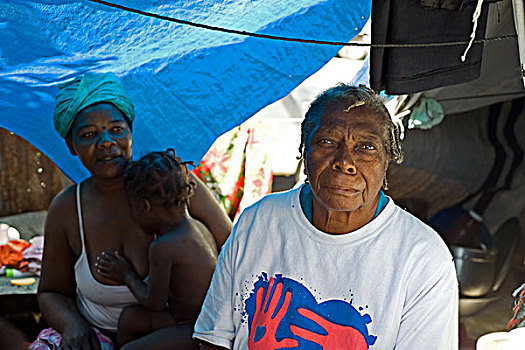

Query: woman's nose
(97, 130), (116, 147)
(332, 148), (357, 175)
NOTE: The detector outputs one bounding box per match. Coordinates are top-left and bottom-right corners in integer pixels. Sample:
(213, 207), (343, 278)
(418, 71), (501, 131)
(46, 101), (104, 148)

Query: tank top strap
(76, 183), (86, 254)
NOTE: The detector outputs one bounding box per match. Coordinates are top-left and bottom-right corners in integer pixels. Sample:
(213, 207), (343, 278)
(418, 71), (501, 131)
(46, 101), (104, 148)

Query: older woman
(33, 72), (232, 350)
(194, 85), (458, 349)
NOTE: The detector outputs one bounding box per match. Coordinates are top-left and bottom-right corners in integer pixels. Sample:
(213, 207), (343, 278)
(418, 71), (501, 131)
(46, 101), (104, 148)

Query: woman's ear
(382, 163), (389, 190)
(302, 159), (310, 184)
(65, 137), (77, 156)
(142, 199), (152, 214)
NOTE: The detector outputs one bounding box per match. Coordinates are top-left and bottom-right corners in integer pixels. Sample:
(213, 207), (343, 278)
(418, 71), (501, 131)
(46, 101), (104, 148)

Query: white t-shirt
(194, 187), (458, 349)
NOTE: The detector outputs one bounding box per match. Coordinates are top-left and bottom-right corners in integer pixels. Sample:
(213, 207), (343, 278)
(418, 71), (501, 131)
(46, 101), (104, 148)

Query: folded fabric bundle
(23, 236), (44, 276)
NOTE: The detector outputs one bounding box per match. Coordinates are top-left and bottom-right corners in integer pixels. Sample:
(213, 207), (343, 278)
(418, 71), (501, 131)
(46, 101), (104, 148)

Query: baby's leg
(117, 305), (177, 348)
(119, 323), (197, 350)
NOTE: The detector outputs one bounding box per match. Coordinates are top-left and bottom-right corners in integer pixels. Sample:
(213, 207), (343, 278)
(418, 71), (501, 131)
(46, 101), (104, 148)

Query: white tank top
(74, 184), (139, 332)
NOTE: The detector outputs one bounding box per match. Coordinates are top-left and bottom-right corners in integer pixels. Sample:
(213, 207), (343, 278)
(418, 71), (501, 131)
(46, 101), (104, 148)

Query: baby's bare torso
(156, 219), (218, 322)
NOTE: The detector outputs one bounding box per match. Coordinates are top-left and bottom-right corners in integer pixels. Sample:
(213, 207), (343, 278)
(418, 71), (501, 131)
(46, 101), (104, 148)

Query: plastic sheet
(0, 0), (370, 182)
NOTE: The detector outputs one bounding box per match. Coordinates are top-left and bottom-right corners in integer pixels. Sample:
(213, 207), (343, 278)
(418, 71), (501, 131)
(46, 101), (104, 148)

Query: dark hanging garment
(420, 0), (480, 11)
(370, 0), (495, 94)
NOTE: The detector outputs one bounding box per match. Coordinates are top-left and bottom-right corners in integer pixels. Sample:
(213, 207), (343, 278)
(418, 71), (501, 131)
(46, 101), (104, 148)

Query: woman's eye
(82, 131), (95, 138)
(359, 143), (376, 151)
(112, 126), (123, 133)
(320, 139), (334, 144)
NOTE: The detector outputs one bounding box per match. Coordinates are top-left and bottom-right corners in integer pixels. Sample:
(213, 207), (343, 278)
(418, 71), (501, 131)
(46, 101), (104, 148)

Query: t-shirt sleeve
(395, 256), (459, 349)
(193, 224), (237, 349)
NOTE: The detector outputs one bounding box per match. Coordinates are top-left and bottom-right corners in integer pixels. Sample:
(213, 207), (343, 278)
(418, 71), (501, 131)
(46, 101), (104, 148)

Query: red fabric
(0, 239), (31, 270)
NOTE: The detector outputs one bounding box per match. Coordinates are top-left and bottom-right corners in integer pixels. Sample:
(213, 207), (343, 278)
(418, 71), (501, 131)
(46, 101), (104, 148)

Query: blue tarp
(0, 0), (370, 182)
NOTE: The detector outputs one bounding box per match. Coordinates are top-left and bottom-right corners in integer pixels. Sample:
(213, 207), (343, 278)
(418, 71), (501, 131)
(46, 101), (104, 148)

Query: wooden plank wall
(0, 128), (72, 217)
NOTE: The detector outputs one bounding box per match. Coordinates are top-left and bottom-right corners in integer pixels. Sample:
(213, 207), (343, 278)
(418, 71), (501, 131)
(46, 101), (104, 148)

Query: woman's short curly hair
(299, 84), (403, 164)
(124, 149), (195, 209)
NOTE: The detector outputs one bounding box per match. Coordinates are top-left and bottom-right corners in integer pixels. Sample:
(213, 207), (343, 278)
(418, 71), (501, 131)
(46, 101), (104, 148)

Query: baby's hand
(95, 251), (131, 284)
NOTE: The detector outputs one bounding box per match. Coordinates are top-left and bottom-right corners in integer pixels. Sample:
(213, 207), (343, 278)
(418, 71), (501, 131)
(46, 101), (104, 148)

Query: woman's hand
(59, 321), (101, 350)
(95, 251), (132, 284)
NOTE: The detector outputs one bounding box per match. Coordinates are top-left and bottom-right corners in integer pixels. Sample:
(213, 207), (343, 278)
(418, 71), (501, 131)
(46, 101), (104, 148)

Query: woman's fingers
(89, 332), (101, 350)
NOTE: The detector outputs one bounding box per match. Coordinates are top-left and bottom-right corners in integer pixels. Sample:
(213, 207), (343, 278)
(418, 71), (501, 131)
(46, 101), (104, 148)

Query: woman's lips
(97, 154), (121, 162)
(324, 186), (360, 195)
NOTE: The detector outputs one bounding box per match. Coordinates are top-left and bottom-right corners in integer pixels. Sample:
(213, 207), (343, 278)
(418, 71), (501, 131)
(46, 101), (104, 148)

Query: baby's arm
(96, 247), (170, 311)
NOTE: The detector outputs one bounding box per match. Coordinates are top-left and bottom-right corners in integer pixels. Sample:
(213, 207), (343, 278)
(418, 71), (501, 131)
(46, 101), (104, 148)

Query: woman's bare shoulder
(45, 184), (79, 231)
(48, 185), (77, 213)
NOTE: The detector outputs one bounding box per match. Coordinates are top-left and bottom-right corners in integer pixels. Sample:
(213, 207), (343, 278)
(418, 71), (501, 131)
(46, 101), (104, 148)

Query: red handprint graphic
(248, 277), (298, 349)
(290, 308), (368, 349)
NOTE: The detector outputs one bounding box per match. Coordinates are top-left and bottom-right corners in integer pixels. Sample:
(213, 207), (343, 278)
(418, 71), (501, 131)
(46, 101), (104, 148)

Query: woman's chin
(315, 190), (365, 211)
(92, 165), (126, 179)
(91, 158), (128, 178)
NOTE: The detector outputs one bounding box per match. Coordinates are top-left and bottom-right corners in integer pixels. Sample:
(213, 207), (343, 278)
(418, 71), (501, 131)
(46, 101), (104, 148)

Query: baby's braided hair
(124, 149), (195, 209)
(299, 84), (403, 164)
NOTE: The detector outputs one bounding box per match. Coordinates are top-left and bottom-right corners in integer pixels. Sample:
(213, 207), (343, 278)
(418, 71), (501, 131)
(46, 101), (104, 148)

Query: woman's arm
(189, 173), (232, 249)
(38, 293), (101, 350)
(38, 190), (101, 350)
(194, 224), (237, 348)
(395, 253), (458, 348)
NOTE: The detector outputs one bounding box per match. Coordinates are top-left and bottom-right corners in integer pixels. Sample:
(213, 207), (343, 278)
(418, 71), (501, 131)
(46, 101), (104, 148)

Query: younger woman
(36, 72), (231, 350)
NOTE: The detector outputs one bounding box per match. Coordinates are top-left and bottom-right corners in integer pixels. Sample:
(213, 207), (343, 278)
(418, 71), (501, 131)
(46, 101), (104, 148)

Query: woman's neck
(89, 175), (127, 195)
(312, 203), (376, 234)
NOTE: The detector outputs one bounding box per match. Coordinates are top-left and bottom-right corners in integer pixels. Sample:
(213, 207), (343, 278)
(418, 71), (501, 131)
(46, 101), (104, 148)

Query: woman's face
(67, 103), (132, 179)
(304, 104), (388, 215)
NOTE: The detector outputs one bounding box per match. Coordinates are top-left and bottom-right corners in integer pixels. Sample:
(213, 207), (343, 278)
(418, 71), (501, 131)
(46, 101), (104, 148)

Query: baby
(96, 149), (218, 350)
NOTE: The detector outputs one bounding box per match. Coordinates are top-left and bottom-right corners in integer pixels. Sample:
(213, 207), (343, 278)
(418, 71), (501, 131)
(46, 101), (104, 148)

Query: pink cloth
(23, 236), (44, 260)
(23, 235), (44, 276)
(29, 327), (114, 350)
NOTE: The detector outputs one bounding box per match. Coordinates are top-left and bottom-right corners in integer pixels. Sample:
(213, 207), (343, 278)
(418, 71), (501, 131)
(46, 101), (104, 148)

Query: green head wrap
(53, 72), (135, 138)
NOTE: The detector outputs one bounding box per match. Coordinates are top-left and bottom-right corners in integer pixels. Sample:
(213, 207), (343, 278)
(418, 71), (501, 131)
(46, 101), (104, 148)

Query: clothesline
(437, 91), (525, 102)
(87, 0), (516, 48)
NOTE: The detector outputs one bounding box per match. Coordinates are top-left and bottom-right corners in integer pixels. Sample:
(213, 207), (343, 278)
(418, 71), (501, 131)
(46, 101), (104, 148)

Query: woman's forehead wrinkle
(314, 123), (342, 134)
(318, 115), (378, 133)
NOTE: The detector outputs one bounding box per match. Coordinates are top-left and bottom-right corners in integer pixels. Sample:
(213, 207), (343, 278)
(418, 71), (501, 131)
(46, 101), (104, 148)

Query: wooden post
(0, 128), (72, 217)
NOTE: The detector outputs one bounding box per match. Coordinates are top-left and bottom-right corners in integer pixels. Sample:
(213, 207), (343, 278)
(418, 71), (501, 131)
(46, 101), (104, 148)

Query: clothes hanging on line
(370, 0), (501, 94)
